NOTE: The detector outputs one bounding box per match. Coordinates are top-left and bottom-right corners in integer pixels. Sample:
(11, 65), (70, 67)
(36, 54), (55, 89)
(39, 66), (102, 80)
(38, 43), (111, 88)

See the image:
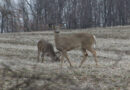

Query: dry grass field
(0, 26), (130, 90)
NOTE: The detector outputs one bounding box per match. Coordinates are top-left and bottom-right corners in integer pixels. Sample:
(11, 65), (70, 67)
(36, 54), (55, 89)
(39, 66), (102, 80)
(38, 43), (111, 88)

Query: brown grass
(0, 26), (130, 90)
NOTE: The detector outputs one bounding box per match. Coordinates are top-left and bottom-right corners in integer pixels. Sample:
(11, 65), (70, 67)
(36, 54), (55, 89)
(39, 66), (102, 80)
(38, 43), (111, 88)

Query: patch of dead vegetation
(0, 59), (129, 90)
(0, 26), (130, 90)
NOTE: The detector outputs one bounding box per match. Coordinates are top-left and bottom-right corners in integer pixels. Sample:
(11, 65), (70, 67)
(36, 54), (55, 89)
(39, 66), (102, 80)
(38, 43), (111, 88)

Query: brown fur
(37, 39), (59, 62)
(54, 31), (97, 68)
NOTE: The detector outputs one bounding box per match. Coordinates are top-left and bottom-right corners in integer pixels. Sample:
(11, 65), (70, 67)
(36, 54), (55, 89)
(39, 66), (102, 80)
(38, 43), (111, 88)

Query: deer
(54, 27), (97, 68)
(37, 39), (60, 63)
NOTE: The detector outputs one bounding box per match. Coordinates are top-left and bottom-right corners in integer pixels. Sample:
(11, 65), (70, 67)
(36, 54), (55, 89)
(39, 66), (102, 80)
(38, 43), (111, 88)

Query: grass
(0, 25), (130, 90)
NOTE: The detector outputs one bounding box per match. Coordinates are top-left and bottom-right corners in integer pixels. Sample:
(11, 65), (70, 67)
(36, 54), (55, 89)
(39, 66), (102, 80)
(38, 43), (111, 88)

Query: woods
(0, 0), (130, 33)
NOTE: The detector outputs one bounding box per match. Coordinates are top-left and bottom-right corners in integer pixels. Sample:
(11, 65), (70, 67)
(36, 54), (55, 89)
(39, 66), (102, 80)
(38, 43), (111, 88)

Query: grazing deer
(54, 28), (97, 68)
(37, 39), (60, 62)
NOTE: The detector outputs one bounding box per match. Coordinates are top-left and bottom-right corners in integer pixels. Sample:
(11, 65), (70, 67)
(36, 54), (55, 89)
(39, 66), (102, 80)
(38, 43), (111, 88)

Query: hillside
(0, 26), (130, 90)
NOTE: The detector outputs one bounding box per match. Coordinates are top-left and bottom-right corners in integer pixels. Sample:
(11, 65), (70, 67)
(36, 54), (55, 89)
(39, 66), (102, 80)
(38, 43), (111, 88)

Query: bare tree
(1, 0), (130, 33)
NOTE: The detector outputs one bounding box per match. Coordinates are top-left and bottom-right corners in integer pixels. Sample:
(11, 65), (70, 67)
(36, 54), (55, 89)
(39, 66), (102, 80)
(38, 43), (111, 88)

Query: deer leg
(63, 52), (73, 67)
(88, 48), (98, 66)
(60, 53), (64, 69)
(41, 53), (45, 63)
(79, 49), (88, 67)
(37, 50), (40, 62)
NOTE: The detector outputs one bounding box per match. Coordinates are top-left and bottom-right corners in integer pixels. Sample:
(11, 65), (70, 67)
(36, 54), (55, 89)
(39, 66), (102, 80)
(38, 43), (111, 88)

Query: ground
(0, 26), (130, 90)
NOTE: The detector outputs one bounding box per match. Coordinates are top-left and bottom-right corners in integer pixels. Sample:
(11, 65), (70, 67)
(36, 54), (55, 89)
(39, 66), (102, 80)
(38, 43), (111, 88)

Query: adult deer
(54, 27), (97, 68)
(37, 39), (60, 62)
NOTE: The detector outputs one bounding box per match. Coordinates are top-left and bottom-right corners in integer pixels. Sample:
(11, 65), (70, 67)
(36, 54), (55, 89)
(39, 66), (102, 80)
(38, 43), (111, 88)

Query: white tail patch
(93, 35), (96, 48)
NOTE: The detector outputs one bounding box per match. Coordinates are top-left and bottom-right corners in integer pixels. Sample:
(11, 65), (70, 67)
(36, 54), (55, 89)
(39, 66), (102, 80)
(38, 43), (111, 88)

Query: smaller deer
(37, 39), (60, 62)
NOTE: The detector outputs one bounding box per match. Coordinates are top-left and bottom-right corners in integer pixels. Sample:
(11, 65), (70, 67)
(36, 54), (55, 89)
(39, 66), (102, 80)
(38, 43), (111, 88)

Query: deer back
(55, 32), (96, 51)
(37, 39), (60, 61)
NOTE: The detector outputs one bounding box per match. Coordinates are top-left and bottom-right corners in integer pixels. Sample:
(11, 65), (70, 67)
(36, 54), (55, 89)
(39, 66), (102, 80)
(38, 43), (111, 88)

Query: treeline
(0, 0), (130, 33)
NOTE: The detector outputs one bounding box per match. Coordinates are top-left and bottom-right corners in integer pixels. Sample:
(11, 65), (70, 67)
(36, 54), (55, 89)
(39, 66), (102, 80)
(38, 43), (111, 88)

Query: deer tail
(93, 35), (96, 48)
